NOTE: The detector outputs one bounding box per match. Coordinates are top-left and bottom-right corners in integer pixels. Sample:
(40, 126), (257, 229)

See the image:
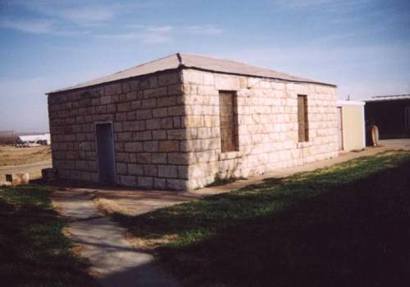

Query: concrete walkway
(52, 189), (180, 287)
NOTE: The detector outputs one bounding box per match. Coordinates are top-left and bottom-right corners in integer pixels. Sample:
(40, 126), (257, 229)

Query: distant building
(365, 94), (410, 144)
(47, 53), (339, 190)
(16, 133), (51, 147)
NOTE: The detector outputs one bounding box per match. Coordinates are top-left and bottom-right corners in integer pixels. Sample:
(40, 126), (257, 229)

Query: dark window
(405, 106), (410, 129)
(298, 95), (309, 142)
(219, 91), (239, 152)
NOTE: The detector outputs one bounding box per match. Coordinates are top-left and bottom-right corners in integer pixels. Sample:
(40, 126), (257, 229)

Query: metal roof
(365, 94), (410, 102)
(336, 100), (365, 107)
(17, 133), (50, 142)
(48, 53), (336, 94)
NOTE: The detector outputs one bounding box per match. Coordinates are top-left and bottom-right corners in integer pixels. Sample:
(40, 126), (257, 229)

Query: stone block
(143, 141), (158, 152)
(167, 106), (185, 116)
(146, 119), (161, 130)
(128, 164), (143, 175)
(135, 153), (152, 164)
(167, 153), (187, 165)
(124, 142), (143, 152)
(167, 129), (186, 140)
(136, 110), (152, 120)
(116, 163), (128, 174)
(142, 99), (157, 108)
(151, 153), (167, 164)
(166, 179), (186, 190)
(153, 108), (168, 118)
(160, 118), (173, 129)
(100, 96), (112, 105)
(143, 165), (157, 176)
(159, 140), (179, 152)
(143, 87), (167, 98)
(158, 165), (177, 178)
(105, 83), (122, 96)
(167, 84), (182, 95)
(138, 176), (153, 188)
(182, 69), (203, 84)
(215, 74), (240, 90)
(154, 178), (166, 189)
(119, 175), (137, 187)
(158, 72), (180, 86)
(152, 130), (167, 140)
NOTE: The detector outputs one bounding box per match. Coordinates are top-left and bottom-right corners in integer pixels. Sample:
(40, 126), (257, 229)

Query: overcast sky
(0, 0), (409, 132)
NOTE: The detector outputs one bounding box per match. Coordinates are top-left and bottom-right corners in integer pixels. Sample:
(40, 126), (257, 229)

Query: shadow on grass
(0, 185), (97, 287)
(114, 151), (410, 287)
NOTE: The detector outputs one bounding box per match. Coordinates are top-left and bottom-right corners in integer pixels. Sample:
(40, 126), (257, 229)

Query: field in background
(0, 145), (52, 181)
(0, 145), (51, 166)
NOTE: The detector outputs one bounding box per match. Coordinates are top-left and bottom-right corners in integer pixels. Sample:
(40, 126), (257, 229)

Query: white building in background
(16, 133), (51, 147)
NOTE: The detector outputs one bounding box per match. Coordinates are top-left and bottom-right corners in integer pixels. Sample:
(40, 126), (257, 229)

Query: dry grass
(0, 145), (51, 166)
(94, 197), (180, 249)
(125, 232), (179, 250)
(94, 197), (130, 215)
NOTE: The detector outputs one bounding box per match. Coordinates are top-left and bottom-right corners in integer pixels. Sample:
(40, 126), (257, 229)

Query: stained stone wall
(48, 68), (339, 191)
(48, 70), (190, 190)
(181, 69), (339, 190)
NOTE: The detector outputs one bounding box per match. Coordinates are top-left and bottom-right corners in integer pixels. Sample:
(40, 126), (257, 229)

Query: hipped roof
(48, 53), (336, 94)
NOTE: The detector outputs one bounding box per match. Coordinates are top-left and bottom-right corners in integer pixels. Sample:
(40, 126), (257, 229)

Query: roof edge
(337, 100), (365, 106)
(46, 66), (182, 95)
(182, 66), (336, 87)
(47, 57), (336, 95)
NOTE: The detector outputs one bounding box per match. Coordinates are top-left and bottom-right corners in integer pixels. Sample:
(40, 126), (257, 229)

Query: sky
(0, 0), (409, 133)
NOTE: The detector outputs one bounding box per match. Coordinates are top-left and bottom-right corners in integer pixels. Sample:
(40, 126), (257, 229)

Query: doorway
(96, 123), (116, 184)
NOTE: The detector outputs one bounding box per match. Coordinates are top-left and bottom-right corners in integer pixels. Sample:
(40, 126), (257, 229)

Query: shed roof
(365, 94), (410, 102)
(48, 53), (336, 94)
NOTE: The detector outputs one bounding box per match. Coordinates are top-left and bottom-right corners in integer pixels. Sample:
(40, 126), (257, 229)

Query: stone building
(47, 53), (339, 190)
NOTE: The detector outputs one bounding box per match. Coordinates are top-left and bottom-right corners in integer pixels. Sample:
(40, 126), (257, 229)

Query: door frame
(95, 121), (117, 185)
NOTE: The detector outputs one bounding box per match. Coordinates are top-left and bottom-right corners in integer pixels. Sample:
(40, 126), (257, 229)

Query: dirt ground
(0, 145), (51, 166)
(0, 145), (52, 181)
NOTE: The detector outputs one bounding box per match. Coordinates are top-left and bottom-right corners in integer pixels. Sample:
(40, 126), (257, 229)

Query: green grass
(114, 151), (410, 287)
(0, 185), (97, 287)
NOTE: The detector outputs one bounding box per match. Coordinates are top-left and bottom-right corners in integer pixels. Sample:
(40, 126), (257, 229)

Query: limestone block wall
(48, 70), (190, 190)
(181, 69), (339, 189)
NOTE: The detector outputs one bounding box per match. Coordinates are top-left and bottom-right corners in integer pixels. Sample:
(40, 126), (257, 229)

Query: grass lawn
(0, 185), (97, 287)
(114, 151), (410, 287)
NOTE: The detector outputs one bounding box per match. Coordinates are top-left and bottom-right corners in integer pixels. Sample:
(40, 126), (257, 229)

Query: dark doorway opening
(96, 123), (116, 184)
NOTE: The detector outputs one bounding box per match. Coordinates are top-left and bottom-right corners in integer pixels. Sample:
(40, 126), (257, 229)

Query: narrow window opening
(298, 95), (309, 142)
(405, 106), (410, 130)
(219, 91), (239, 152)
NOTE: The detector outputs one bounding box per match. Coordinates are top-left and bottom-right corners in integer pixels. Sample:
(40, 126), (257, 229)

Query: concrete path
(379, 138), (410, 150)
(52, 189), (179, 287)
